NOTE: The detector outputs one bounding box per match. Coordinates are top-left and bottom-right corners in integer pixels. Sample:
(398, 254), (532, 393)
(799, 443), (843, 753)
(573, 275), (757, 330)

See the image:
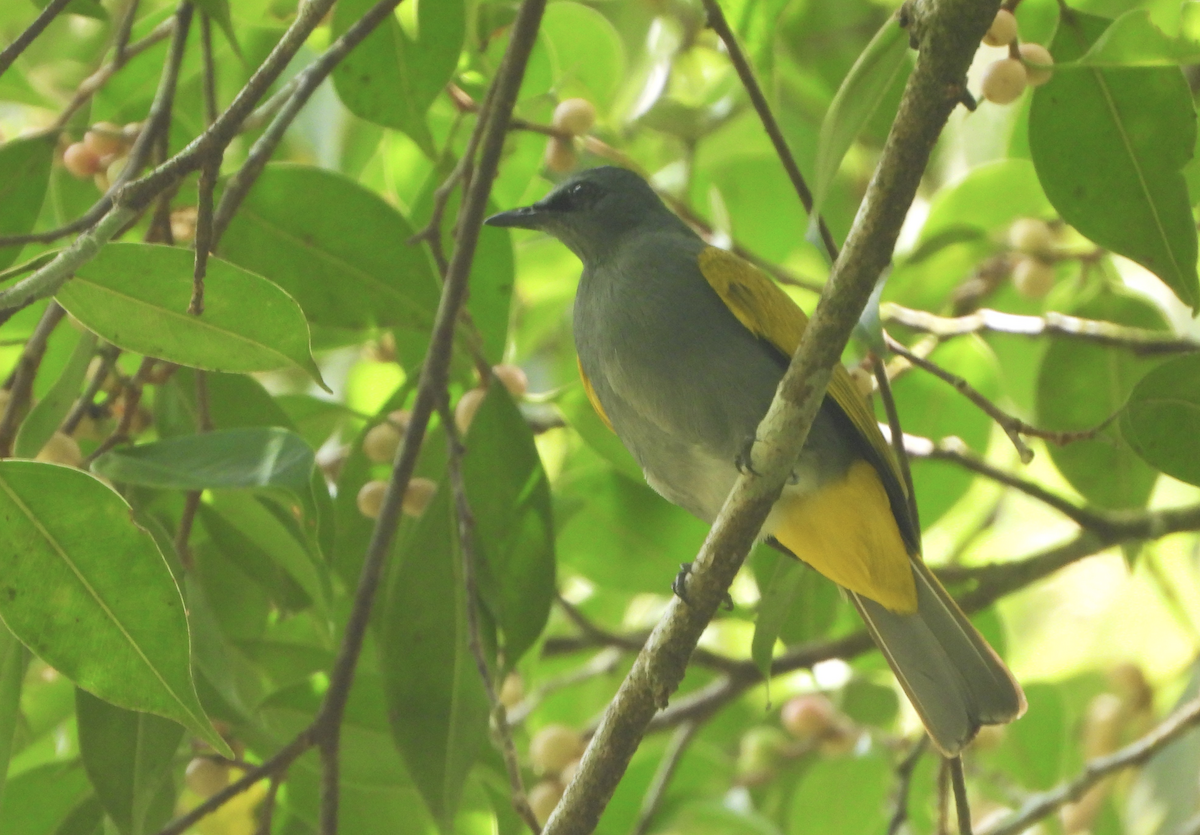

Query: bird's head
(485, 166), (686, 263)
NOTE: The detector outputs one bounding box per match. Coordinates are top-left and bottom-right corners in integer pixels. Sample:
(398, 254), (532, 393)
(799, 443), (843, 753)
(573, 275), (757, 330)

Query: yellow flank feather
(578, 357), (614, 431)
(771, 461), (918, 613)
(696, 247), (908, 514)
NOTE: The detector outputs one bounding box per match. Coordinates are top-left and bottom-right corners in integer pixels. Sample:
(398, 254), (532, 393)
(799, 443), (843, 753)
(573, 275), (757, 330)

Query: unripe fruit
(357, 479), (388, 519)
(493, 364), (528, 398)
(83, 122), (126, 159)
(1012, 256), (1056, 298)
(63, 142), (102, 178)
(543, 137), (577, 174)
(455, 387), (487, 434)
(363, 421), (402, 463)
(401, 477), (437, 517)
(1008, 218), (1056, 257)
(552, 98), (596, 136)
(36, 432), (83, 467)
(530, 724), (585, 775)
(498, 672), (524, 709)
(1020, 42), (1055, 86)
(122, 122), (143, 143)
(105, 154), (127, 186)
(983, 9), (1018, 47)
(559, 758), (580, 785)
(171, 206), (198, 243)
(528, 780), (564, 825)
(185, 757), (230, 797)
(981, 58), (1028, 105)
(781, 694), (837, 741)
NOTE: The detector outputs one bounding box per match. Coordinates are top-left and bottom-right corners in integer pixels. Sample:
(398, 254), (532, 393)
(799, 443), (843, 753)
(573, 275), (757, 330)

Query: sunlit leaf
(57, 243), (327, 388)
(14, 328), (97, 459)
(331, 0), (465, 152)
(217, 165), (441, 336)
(1029, 10), (1199, 310)
(0, 462), (228, 754)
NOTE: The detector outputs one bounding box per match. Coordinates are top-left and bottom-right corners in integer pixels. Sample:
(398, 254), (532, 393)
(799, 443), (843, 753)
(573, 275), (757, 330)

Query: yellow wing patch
(577, 357), (614, 431)
(696, 246), (908, 513)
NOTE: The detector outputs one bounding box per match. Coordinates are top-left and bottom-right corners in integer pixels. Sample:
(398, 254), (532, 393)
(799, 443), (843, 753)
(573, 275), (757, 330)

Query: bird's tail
(850, 558), (1026, 756)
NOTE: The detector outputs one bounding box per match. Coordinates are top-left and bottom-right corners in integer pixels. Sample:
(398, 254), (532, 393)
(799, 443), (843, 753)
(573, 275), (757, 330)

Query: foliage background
(0, 0), (1199, 833)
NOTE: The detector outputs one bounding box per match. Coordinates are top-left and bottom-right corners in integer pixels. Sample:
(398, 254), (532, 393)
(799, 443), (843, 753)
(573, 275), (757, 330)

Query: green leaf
(90, 427), (314, 494)
(539, 2), (626, 108)
(787, 752), (891, 834)
(461, 387), (555, 666)
(14, 329), (97, 459)
(0, 762), (91, 835)
(1120, 354), (1200, 486)
(190, 0), (242, 58)
(217, 164), (441, 335)
(0, 135), (55, 271)
(1029, 11), (1199, 310)
(379, 484), (489, 828)
(1037, 287), (1166, 509)
(75, 690), (183, 835)
(57, 243), (326, 389)
(1076, 9), (1200, 67)
(0, 624), (28, 808)
(751, 554), (807, 676)
(810, 18), (909, 236)
(0, 461), (229, 754)
(988, 683), (1069, 790)
(331, 0), (465, 152)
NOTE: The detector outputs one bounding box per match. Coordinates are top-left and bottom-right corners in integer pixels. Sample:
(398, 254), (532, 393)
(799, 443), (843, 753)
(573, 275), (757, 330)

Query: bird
(485, 165), (1025, 755)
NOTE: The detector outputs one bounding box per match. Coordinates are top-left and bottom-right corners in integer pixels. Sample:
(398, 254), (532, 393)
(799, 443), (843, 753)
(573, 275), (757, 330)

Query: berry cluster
(979, 9), (1054, 105)
(355, 364), (529, 520)
(61, 121), (142, 190)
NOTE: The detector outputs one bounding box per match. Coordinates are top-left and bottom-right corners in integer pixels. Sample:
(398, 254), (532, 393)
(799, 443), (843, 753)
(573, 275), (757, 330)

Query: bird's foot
(672, 562), (734, 610)
(735, 437), (760, 476)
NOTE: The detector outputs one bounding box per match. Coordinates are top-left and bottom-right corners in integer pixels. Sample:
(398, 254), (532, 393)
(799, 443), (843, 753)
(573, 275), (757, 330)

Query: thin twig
(631, 721), (702, 835)
(0, 0), (341, 315)
(254, 772), (283, 835)
(112, 0), (140, 65)
(61, 344), (119, 436)
(175, 371), (213, 569)
(949, 757), (973, 835)
(156, 731), (315, 835)
(698, 0), (840, 263)
(200, 13), (219, 126)
(0, 0), (75, 80)
(543, 0), (1001, 827)
(82, 356), (155, 464)
(307, 3), (546, 831)
(883, 303), (1200, 355)
(980, 694), (1200, 835)
(211, 0), (406, 244)
(190, 154), (221, 314)
(901, 434), (1107, 532)
(886, 332), (1116, 463)
(0, 302), (67, 457)
(887, 738), (929, 835)
(444, 404), (542, 834)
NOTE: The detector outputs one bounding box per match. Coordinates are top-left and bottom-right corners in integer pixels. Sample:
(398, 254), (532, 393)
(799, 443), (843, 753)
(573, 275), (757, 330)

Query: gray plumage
(485, 166), (1024, 754)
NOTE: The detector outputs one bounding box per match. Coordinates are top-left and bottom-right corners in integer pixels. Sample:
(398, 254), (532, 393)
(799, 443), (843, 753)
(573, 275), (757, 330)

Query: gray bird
(486, 165), (1024, 755)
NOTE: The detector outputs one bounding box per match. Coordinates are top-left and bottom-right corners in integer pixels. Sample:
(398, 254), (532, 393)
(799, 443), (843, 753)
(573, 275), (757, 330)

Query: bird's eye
(544, 179), (599, 212)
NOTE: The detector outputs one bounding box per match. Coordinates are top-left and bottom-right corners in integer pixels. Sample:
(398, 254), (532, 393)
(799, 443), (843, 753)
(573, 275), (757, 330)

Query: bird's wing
(578, 357), (614, 431)
(695, 246), (917, 543)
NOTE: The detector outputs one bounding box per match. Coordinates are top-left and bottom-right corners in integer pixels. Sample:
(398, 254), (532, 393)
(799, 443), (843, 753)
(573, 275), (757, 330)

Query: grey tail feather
(850, 559), (1026, 756)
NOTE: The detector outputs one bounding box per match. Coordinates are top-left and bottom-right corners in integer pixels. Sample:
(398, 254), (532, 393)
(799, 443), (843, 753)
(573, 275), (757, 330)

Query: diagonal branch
(542, 1), (1002, 831)
(0, 0), (74, 80)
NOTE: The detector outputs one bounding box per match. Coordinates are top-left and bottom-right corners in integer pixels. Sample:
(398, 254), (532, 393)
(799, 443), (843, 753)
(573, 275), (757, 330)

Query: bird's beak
(484, 205), (545, 230)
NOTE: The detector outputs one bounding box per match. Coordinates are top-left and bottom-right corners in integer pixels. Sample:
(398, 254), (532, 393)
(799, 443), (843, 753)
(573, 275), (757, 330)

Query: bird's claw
(671, 562), (733, 610)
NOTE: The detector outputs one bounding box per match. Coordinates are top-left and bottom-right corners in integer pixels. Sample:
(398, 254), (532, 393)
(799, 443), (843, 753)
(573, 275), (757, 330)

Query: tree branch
(0, 0), (74, 80)
(543, 1), (1000, 830)
(980, 694), (1200, 835)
